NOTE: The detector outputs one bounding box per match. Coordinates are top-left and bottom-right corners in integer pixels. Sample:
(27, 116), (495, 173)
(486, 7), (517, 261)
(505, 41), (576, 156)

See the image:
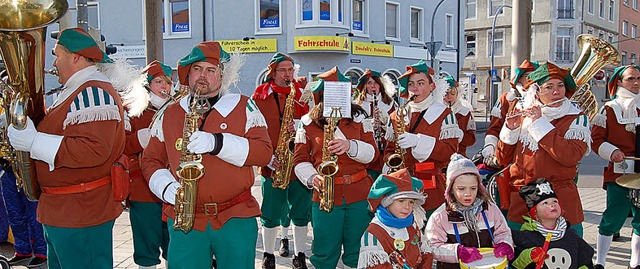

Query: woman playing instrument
(354, 69), (396, 179)
(443, 76), (476, 157)
(293, 67), (378, 269)
(383, 60), (462, 220)
(496, 62), (591, 235)
(357, 168), (434, 269)
(426, 154), (513, 269)
(125, 60), (172, 269)
(511, 178), (594, 269)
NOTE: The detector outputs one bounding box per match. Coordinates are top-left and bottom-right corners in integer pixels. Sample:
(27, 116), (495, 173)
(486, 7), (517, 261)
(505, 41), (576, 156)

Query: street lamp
(429, 0), (446, 68)
(488, 4), (512, 120)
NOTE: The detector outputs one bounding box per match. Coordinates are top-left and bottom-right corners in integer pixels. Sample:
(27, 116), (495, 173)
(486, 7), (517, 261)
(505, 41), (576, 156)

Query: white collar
(370, 217), (409, 240)
(423, 102), (447, 124)
(449, 100), (471, 116)
(50, 66), (110, 109)
(179, 93), (241, 117)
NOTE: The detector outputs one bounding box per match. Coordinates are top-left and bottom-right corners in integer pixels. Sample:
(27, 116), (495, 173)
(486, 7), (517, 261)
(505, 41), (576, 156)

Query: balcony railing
(556, 51), (574, 63)
(558, 8), (574, 19)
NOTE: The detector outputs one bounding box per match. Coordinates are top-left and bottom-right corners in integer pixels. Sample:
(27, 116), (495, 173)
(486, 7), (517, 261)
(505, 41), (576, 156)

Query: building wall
(619, 0), (640, 66)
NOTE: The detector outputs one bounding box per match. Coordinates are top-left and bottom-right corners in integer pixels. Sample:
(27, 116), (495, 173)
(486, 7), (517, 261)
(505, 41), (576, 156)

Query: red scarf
(252, 80), (309, 116)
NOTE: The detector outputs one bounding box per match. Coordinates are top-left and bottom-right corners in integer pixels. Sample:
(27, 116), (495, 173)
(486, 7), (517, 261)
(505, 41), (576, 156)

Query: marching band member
(426, 154), (513, 269)
(125, 60), (172, 269)
(483, 60), (539, 161)
(354, 69), (396, 179)
(591, 65), (640, 269)
(141, 41), (272, 269)
(357, 168), (434, 269)
(443, 75), (476, 157)
(293, 67), (377, 269)
(511, 179), (594, 269)
(496, 62), (590, 235)
(252, 52), (310, 269)
(384, 60), (462, 220)
(6, 27), (135, 269)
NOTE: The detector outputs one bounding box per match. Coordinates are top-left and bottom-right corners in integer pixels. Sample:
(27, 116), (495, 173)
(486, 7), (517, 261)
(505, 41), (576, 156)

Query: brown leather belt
(198, 189), (253, 216)
(41, 176), (111, 195)
(334, 170), (368, 185)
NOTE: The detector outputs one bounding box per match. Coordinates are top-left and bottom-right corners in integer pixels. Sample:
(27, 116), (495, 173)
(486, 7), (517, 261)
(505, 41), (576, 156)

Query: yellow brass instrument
(0, 0), (68, 201)
(272, 80), (297, 189)
(569, 34), (621, 121)
(318, 106), (341, 212)
(173, 86), (206, 233)
(386, 96), (416, 172)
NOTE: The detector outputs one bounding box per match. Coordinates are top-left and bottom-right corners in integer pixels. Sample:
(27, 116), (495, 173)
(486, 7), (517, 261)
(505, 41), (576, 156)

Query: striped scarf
(534, 216), (567, 241)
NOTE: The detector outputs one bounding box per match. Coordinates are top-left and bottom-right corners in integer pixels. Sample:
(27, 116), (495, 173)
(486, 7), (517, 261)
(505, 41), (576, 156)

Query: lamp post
(488, 4), (511, 121)
(429, 0), (446, 68)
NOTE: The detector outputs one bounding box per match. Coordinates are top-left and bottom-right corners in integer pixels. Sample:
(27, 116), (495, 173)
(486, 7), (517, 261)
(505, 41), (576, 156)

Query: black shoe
(262, 253), (275, 269)
(279, 238), (290, 257)
(594, 264), (604, 269)
(8, 254), (32, 265)
(628, 266), (640, 269)
(211, 258), (217, 269)
(26, 256), (47, 268)
(292, 252), (308, 269)
(613, 232), (621, 241)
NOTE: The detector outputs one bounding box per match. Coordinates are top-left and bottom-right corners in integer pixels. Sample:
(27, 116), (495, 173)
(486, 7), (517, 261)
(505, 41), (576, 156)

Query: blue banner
(303, 11), (312, 20)
(352, 21), (362, 31)
(173, 23), (189, 32)
(260, 18), (279, 28)
(320, 10), (330, 20)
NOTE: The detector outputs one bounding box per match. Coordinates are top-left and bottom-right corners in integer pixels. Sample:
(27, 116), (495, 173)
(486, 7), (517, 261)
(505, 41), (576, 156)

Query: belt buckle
(343, 174), (352, 184)
(204, 203), (218, 216)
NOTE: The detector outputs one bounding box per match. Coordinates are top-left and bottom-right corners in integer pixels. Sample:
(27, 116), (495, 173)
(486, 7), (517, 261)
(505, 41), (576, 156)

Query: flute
(505, 98), (566, 119)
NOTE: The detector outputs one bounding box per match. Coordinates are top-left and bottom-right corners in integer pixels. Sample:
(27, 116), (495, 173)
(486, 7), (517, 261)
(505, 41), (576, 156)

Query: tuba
(0, 0), (68, 201)
(386, 96), (416, 173)
(272, 80), (297, 189)
(569, 34), (621, 121)
(317, 106), (341, 212)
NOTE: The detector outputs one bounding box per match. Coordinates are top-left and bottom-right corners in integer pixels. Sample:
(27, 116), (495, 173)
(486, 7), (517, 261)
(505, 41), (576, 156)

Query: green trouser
(310, 200), (373, 269)
(167, 217), (257, 269)
(260, 176), (312, 228)
(129, 201), (169, 266)
(508, 219), (584, 237)
(599, 183), (640, 236)
(43, 220), (114, 269)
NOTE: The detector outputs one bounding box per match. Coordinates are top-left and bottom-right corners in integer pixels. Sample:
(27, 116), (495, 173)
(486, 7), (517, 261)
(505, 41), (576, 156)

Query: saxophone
(173, 87), (206, 233)
(272, 80), (297, 189)
(386, 96), (416, 172)
(317, 106), (342, 212)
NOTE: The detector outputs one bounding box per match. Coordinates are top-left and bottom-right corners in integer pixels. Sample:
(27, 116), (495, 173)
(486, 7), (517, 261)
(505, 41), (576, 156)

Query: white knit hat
(446, 153), (480, 186)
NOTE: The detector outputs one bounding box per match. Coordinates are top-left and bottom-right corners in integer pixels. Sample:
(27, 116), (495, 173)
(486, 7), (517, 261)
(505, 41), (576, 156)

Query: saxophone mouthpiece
(285, 79), (292, 85)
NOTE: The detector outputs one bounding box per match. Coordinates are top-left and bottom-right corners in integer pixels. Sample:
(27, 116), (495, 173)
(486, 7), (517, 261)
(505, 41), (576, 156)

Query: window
(622, 51), (628, 65)
(466, 0), (477, 19)
(466, 32), (476, 58)
(599, 31), (604, 38)
(345, 68), (364, 87)
(634, 24), (638, 38)
(487, 30), (504, 57)
(410, 7), (423, 41)
(588, 0), (594, 13)
(623, 20), (629, 36)
(599, 0), (605, 17)
(298, 0), (345, 26)
(635, 0), (639, 9)
(386, 2), (399, 39)
(625, 0), (630, 5)
(256, 0), (281, 33)
(632, 53), (637, 64)
(446, 14), (454, 46)
(302, 0), (313, 21)
(489, 0), (505, 17)
(558, 0), (573, 19)
(556, 27), (573, 63)
(609, 0), (614, 21)
(608, 34), (614, 43)
(352, 0), (366, 33)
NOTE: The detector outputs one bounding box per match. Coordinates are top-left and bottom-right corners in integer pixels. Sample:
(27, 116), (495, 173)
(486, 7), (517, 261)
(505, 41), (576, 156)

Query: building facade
(618, 0), (640, 67)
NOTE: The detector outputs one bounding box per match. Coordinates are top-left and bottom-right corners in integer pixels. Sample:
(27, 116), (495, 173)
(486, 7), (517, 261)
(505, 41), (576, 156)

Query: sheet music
(323, 81), (351, 118)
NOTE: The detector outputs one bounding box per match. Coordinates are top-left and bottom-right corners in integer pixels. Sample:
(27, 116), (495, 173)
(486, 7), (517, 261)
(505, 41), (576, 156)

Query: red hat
(177, 41), (230, 85)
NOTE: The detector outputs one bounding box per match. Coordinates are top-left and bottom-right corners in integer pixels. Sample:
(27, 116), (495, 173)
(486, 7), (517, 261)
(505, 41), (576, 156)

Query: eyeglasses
(275, 68), (295, 74)
(622, 76), (640, 82)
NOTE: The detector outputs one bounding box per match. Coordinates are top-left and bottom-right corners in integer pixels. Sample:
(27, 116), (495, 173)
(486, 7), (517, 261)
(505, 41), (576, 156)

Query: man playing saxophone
(293, 67), (378, 269)
(383, 60), (462, 220)
(252, 52), (311, 269)
(141, 41), (272, 269)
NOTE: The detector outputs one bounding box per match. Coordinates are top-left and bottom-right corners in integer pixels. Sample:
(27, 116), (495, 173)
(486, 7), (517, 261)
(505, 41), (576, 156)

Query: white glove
(267, 155), (276, 170)
(148, 169), (181, 205)
(187, 131), (216, 154)
(137, 128), (151, 149)
(398, 133), (420, 149)
(482, 144), (495, 159)
(163, 182), (180, 205)
(7, 117), (37, 152)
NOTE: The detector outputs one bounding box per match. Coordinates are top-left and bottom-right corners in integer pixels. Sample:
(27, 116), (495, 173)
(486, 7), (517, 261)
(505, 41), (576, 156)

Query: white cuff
(217, 133), (249, 167)
(411, 134), (436, 162)
(30, 132), (63, 172)
(499, 125), (520, 145)
(148, 169), (178, 203)
(267, 155), (276, 170)
(528, 117), (555, 142)
(597, 142), (618, 162)
(294, 162), (317, 189)
(347, 140), (375, 164)
(484, 135), (499, 148)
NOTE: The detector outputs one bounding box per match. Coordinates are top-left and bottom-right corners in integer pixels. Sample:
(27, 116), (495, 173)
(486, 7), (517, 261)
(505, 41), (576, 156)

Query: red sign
(594, 70), (605, 80)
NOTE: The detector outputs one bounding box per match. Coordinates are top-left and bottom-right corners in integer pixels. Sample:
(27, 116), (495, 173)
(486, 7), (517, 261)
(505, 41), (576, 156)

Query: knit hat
(519, 178), (558, 211)
(309, 66), (350, 93)
(608, 65), (640, 99)
(367, 169), (425, 212)
(445, 153), (486, 204)
(142, 60), (173, 83)
(264, 52), (295, 83)
(510, 59), (540, 87)
(526, 62), (577, 97)
(177, 41), (230, 85)
(398, 60), (435, 97)
(56, 27), (111, 63)
(444, 75), (458, 89)
(356, 69), (381, 92)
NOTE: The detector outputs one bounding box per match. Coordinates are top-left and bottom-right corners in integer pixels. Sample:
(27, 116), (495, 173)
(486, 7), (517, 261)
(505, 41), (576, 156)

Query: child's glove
(457, 245), (482, 263)
(530, 247), (548, 263)
(493, 242), (514, 260)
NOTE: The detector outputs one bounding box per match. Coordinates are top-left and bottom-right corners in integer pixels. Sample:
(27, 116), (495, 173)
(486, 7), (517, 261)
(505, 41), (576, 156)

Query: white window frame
(599, 0), (605, 18)
(466, 0), (477, 20)
(164, 0), (191, 39)
(633, 24), (638, 38)
(635, 0), (639, 10)
(255, 0), (283, 35)
(465, 32), (477, 58)
(556, 27), (573, 63)
(622, 51), (628, 65)
(488, 0), (506, 17)
(623, 20), (629, 36)
(351, 0), (368, 36)
(385, 1), (400, 41)
(588, 0), (594, 14)
(557, 0), (574, 19)
(487, 29), (505, 57)
(445, 13), (454, 47)
(609, 0), (615, 22)
(296, 0), (347, 28)
(410, 6), (424, 43)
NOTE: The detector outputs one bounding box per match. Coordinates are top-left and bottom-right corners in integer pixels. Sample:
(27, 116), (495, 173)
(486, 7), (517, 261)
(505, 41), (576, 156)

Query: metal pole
(430, 0), (446, 68)
(76, 0), (89, 32)
(144, 0), (164, 63)
(488, 4), (512, 120)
